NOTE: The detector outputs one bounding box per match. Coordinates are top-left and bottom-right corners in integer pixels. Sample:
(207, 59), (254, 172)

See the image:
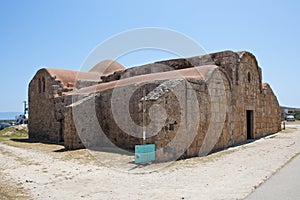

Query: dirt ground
(1, 121), (300, 200)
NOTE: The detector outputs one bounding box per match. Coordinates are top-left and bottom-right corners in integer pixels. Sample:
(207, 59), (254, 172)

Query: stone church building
(28, 50), (281, 161)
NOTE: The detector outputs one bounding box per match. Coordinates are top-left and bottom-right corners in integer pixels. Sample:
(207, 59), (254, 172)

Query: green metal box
(135, 144), (155, 163)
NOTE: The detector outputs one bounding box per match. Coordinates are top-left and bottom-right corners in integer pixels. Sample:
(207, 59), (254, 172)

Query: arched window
(247, 72), (251, 83)
(38, 78), (42, 93)
(38, 77), (46, 93)
(42, 77), (46, 92)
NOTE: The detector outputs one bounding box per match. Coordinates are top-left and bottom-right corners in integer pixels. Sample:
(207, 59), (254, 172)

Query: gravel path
(0, 122), (300, 200)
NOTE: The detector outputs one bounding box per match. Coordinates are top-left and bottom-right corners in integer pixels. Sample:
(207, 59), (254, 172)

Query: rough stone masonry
(28, 50), (281, 161)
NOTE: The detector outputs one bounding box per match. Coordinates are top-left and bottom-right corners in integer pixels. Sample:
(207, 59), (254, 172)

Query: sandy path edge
(0, 171), (32, 200)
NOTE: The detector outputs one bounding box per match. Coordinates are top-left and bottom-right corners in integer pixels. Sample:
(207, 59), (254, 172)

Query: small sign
(135, 144), (155, 164)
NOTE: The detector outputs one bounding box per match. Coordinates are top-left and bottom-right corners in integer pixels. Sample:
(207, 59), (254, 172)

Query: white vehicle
(286, 115), (295, 121)
(16, 114), (28, 124)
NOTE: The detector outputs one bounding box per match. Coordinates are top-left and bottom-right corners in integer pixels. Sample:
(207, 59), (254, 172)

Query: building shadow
(52, 145), (134, 156)
(10, 138), (64, 145)
(10, 132), (278, 163)
(196, 133), (277, 160)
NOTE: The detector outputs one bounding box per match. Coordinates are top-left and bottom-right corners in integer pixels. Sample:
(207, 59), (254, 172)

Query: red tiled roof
(45, 68), (100, 88)
(70, 65), (217, 95)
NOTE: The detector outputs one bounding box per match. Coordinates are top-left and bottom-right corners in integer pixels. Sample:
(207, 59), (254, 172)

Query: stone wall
(62, 66), (233, 161)
(230, 52), (262, 143)
(28, 67), (102, 143)
(256, 83), (281, 136)
(28, 69), (74, 143)
(63, 94), (114, 150)
(28, 50), (282, 161)
(63, 100), (83, 149)
(28, 69), (63, 142)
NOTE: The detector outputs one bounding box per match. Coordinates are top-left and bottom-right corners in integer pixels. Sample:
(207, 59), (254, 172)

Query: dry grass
(0, 126), (28, 139)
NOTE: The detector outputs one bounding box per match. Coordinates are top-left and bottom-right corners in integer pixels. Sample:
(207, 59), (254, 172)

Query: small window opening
(247, 72), (251, 83)
(42, 77), (46, 92)
(38, 78), (42, 93)
(169, 124), (174, 131)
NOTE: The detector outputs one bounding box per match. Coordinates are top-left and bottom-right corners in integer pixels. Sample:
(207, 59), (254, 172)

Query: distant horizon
(0, 112), (24, 121)
(281, 105), (300, 109)
(0, 111), (23, 113)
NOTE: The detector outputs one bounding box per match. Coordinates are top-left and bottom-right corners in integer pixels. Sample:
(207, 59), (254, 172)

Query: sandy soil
(1, 121), (300, 200)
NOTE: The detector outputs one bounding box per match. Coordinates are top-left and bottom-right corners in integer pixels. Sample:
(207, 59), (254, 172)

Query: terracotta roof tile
(70, 65), (217, 95)
(45, 68), (100, 88)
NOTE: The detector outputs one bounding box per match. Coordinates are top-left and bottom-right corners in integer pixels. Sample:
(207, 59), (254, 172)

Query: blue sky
(0, 0), (299, 112)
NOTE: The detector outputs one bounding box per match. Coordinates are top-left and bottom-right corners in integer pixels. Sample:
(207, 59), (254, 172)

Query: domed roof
(89, 60), (126, 76)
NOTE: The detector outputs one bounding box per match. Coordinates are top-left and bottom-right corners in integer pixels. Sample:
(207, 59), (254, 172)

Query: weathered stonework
(28, 50), (281, 161)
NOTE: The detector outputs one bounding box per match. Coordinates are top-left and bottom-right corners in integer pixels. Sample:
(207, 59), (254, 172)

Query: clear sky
(0, 0), (299, 112)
